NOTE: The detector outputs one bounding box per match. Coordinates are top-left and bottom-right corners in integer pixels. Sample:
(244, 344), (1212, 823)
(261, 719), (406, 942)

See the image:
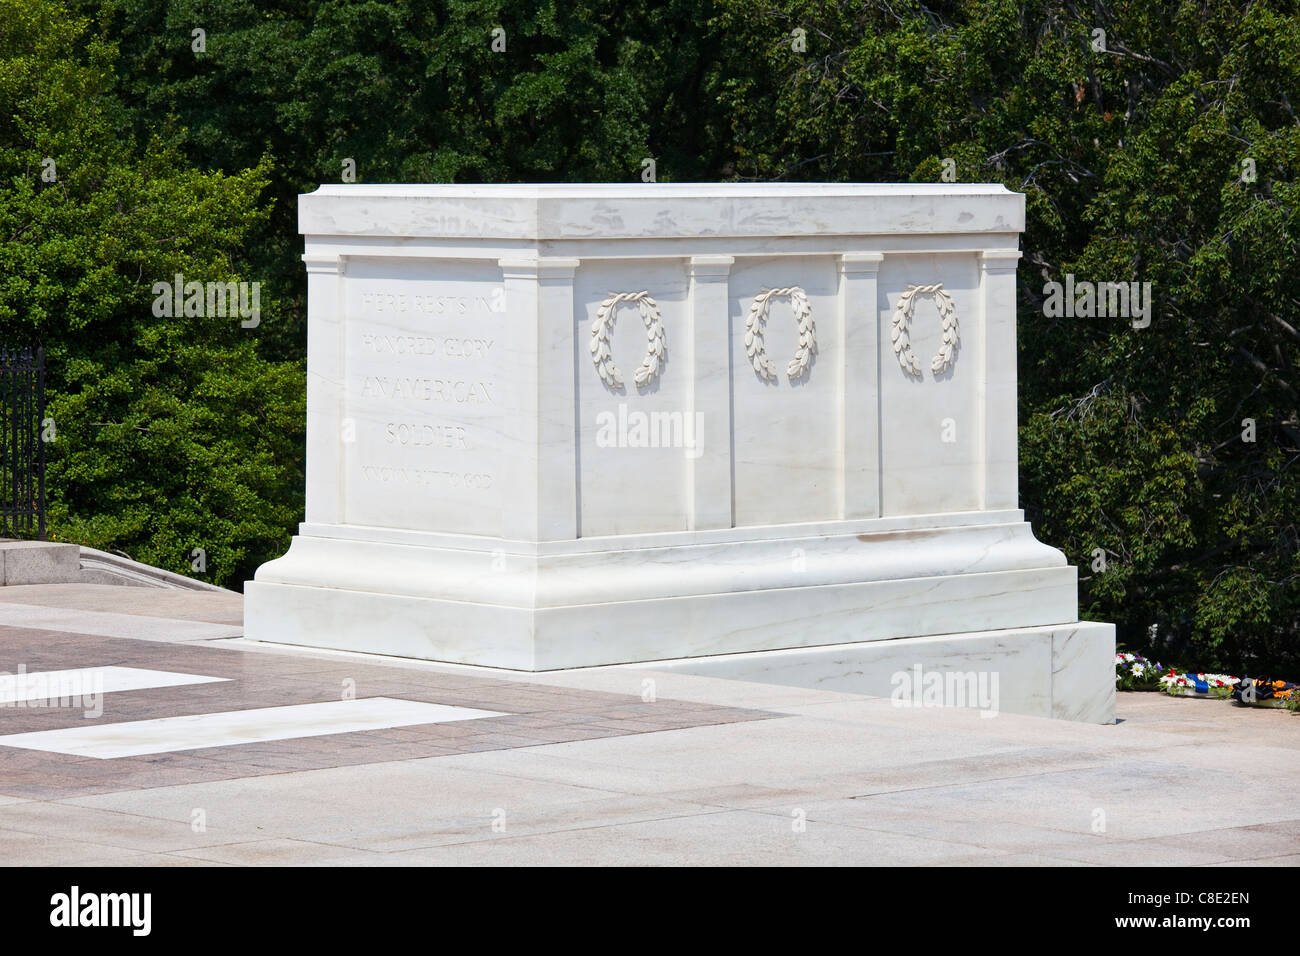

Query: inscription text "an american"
(360, 377), (493, 405)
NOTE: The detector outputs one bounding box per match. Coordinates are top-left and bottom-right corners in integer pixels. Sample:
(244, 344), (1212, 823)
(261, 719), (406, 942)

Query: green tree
(0, 0), (303, 587)
(84, 0), (735, 358)
(31, 0), (1300, 671)
(707, 0), (1300, 672)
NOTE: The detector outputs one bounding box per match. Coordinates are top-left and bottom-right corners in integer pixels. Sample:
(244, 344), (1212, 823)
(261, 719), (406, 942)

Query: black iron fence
(0, 346), (46, 539)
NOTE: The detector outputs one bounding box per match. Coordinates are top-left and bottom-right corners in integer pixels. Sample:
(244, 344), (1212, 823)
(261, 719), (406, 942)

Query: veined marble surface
(247, 183), (1113, 721)
(609, 622), (1116, 723)
(299, 183), (1025, 240)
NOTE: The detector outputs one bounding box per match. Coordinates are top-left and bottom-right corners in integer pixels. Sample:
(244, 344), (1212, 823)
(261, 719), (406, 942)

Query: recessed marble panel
(342, 257), (507, 535)
(730, 256), (840, 526)
(575, 259), (691, 536)
(877, 253), (981, 516)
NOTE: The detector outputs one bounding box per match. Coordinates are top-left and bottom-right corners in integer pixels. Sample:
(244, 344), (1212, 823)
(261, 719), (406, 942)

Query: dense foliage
(3, 0), (1295, 673)
(1, 0), (302, 585)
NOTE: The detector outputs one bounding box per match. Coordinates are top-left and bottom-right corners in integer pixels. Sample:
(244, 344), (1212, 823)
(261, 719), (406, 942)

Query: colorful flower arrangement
(1159, 671), (1238, 699)
(1115, 653), (1164, 691)
(1114, 652), (1298, 708)
(1231, 678), (1299, 708)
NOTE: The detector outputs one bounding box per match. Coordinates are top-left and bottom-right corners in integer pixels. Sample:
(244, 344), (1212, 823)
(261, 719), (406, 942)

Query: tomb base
(600, 622), (1116, 723)
(246, 509), (1114, 721)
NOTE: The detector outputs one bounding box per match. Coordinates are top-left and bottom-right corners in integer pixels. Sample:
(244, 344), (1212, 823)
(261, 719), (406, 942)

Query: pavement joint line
(0, 812), (244, 842)
(304, 805), (742, 855)
(844, 763), (1112, 800)
(1152, 819), (1300, 840)
(744, 805), (1111, 846)
(808, 824), (1095, 855)
(0, 823), (171, 857)
(57, 759), (637, 803)
(1191, 849), (1300, 866)
(163, 838), (390, 864)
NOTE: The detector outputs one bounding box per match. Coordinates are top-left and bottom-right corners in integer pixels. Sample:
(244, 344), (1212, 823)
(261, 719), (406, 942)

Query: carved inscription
(360, 334), (494, 359)
(384, 422), (471, 448)
(359, 466), (492, 488)
(359, 290), (504, 315)
(359, 377), (494, 404)
(344, 278), (505, 531)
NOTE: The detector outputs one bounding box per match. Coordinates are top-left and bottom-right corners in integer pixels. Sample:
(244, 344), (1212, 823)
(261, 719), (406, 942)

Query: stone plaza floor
(0, 584), (1295, 866)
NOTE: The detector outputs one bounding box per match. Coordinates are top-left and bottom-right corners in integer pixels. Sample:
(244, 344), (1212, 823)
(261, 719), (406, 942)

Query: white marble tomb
(244, 183), (1115, 722)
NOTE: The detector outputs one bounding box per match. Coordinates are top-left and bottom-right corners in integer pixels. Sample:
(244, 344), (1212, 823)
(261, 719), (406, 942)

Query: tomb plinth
(245, 183), (1114, 722)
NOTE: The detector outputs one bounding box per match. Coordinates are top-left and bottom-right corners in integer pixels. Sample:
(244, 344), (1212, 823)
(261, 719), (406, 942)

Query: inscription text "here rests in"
(359, 291), (504, 315)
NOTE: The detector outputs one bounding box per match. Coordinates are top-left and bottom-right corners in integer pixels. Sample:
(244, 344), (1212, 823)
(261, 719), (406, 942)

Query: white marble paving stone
(0, 666), (228, 705)
(0, 697), (506, 759)
(0, 602), (242, 642)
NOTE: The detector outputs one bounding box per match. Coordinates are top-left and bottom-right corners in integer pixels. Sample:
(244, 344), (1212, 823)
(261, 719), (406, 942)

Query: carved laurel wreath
(891, 283), (959, 377)
(745, 286), (816, 381)
(590, 291), (666, 388)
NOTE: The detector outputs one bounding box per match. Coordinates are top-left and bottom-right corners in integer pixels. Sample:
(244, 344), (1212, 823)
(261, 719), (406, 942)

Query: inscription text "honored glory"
(360, 334), (494, 359)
